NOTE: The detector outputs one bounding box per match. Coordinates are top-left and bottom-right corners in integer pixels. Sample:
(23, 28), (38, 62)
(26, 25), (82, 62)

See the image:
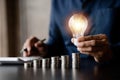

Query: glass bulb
(68, 13), (88, 38)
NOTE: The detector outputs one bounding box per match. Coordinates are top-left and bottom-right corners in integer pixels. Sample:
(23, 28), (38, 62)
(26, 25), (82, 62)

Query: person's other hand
(71, 34), (112, 63)
(22, 36), (47, 57)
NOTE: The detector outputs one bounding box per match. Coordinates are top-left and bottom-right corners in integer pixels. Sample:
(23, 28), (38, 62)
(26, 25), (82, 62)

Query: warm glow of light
(68, 13), (88, 37)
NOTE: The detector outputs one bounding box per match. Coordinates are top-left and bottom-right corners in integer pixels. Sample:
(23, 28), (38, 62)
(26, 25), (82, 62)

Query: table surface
(0, 58), (120, 80)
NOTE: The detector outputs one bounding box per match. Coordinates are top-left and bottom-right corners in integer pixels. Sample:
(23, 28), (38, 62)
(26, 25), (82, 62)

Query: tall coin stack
(72, 53), (80, 68)
(51, 56), (60, 68)
(61, 55), (70, 69)
(42, 58), (50, 68)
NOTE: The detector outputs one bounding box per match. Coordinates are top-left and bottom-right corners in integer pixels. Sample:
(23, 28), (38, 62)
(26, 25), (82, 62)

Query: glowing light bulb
(68, 13), (88, 45)
(68, 13), (88, 38)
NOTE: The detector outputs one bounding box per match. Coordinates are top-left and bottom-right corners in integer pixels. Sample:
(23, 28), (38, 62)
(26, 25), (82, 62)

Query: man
(22, 0), (120, 63)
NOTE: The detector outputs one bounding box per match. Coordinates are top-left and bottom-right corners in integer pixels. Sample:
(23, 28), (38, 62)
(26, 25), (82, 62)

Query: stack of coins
(51, 56), (60, 68)
(33, 59), (42, 68)
(42, 58), (50, 68)
(24, 62), (32, 69)
(72, 53), (80, 68)
(61, 55), (70, 69)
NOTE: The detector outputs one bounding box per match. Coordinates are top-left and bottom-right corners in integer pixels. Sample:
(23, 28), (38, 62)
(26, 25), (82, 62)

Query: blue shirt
(47, 0), (120, 60)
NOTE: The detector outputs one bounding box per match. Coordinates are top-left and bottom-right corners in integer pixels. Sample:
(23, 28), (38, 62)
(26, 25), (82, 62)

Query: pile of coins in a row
(24, 53), (80, 69)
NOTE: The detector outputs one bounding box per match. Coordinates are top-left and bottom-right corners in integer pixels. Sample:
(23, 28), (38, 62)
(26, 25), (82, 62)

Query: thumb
(71, 38), (74, 43)
(71, 38), (78, 46)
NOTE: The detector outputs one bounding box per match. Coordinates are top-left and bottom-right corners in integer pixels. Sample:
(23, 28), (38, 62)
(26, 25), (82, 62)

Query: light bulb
(68, 13), (88, 45)
(68, 13), (88, 38)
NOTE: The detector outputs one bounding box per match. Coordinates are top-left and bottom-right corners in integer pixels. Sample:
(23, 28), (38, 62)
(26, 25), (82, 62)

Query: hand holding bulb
(68, 13), (112, 63)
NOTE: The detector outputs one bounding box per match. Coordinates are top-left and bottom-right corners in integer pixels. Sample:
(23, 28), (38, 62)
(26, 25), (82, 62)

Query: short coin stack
(33, 59), (42, 68)
(61, 55), (70, 69)
(72, 53), (80, 68)
(24, 62), (32, 69)
(51, 56), (60, 68)
(42, 58), (50, 68)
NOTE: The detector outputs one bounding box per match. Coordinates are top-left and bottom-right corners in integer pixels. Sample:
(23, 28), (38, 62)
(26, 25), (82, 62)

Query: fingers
(76, 39), (109, 56)
(27, 36), (40, 46)
(72, 34), (112, 63)
(77, 46), (104, 52)
(23, 36), (39, 49)
(23, 38), (47, 57)
(77, 50), (101, 59)
(77, 34), (107, 42)
(77, 40), (96, 47)
(77, 47), (102, 58)
(72, 34), (110, 60)
(22, 46), (33, 56)
(77, 39), (108, 47)
(34, 41), (45, 54)
(77, 41), (110, 62)
(71, 34), (108, 47)
(22, 36), (40, 56)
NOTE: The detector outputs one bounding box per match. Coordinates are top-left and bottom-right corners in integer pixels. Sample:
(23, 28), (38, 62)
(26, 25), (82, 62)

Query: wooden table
(0, 58), (119, 80)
